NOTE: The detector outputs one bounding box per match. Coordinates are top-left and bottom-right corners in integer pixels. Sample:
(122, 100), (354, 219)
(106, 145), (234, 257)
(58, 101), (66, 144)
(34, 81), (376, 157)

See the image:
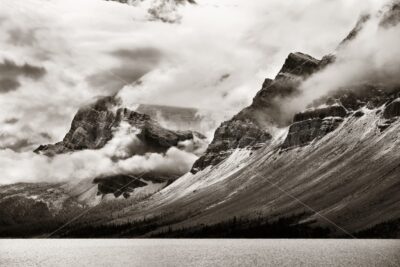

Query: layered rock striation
(282, 104), (347, 149)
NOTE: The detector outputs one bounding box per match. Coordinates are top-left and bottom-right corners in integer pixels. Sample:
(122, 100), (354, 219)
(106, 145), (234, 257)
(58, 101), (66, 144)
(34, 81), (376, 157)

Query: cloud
(117, 0), (383, 112)
(4, 118), (18, 124)
(7, 27), (38, 46)
(87, 48), (162, 93)
(0, 122), (205, 185)
(280, 2), (400, 117)
(0, 123), (52, 152)
(0, 59), (45, 79)
(0, 78), (20, 93)
(0, 59), (46, 92)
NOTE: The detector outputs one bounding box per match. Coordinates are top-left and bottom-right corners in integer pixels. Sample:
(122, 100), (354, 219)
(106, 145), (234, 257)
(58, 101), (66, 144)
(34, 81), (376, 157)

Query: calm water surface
(0, 239), (399, 267)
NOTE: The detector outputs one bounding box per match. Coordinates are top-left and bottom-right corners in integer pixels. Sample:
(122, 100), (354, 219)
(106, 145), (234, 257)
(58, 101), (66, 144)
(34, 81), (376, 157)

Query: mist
(0, 122), (206, 185)
(282, 1), (400, 116)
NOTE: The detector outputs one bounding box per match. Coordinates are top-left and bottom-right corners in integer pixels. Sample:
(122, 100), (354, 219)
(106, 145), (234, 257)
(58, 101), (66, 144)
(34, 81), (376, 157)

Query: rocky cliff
(35, 97), (204, 156)
(191, 52), (322, 173)
(192, 0), (400, 173)
(35, 96), (205, 198)
(282, 104), (347, 149)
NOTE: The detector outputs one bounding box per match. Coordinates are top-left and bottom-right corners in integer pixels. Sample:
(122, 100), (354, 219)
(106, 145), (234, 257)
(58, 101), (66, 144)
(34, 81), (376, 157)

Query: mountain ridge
(1, 1), (400, 238)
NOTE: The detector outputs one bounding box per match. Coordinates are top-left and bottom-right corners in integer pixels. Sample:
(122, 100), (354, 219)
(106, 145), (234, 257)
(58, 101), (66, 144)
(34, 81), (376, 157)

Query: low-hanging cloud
(280, 2), (400, 117)
(0, 122), (206, 185)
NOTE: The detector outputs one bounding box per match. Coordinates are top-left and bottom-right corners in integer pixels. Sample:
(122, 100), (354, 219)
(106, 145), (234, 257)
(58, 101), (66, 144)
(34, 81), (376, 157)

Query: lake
(0, 239), (399, 267)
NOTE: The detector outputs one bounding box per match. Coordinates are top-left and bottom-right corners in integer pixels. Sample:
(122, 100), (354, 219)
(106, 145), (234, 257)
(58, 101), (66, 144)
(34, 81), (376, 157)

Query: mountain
(0, 96), (210, 235)
(191, 52), (322, 173)
(1, 1), (400, 238)
(55, 2), (400, 238)
(34, 96), (205, 196)
(35, 97), (204, 156)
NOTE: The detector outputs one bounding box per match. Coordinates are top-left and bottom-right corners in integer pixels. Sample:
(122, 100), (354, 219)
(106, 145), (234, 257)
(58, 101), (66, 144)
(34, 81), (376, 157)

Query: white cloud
(0, 122), (205, 184)
(281, 5), (400, 116)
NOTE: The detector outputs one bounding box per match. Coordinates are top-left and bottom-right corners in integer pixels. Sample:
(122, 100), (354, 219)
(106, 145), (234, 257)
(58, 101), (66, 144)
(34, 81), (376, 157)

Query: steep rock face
(35, 97), (118, 155)
(191, 119), (271, 173)
(35, 97), (203, 156)
(275, 52), (320, 80)
(282, 104), (347, 149)
(282, 117), (344, 149)
(191, 52), (321, 173)
(35, 97), (205, 198)
(236, 52), (321, 127)
(293, 104), (348, 122)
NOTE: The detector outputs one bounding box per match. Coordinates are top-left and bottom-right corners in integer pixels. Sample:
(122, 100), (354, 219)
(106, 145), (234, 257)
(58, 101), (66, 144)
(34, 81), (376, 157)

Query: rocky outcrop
(35, 96), (118, 154)
(282, 117), (344, 149)
(236, 52), (322, 127)
(35, 97), (204, 156)
(383, 98), (400, 119)
(191, 119), (271, 173)
(282, 104), (347, 149)
(275, 52), (320, 80)
(293, 104), (347, 122)
(94, 175), (148, 198)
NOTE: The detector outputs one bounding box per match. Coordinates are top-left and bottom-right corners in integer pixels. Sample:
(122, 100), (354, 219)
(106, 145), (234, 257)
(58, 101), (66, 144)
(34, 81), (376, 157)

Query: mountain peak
(35, 97), (204, 156)
(275, 52), (320, 80)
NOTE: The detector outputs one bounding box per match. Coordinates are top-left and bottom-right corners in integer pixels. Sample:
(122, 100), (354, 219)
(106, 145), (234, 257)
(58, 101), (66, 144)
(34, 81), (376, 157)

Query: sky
(0, 0), (389, 184)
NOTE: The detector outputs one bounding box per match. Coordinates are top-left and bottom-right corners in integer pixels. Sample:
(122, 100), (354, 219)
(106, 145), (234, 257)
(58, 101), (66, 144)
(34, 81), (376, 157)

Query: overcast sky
(0, 0), (383, 149)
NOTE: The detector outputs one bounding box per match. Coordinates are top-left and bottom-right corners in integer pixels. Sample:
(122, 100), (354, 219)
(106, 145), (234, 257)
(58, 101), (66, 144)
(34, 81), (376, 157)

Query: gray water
(0, 239), (399, 267)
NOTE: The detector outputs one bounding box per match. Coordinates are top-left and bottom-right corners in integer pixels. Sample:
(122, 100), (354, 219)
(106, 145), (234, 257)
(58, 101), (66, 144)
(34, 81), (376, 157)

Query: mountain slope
(60, 2), (400, 237)
(2, 0), (400, 238)
(86, 106), (399, 237)
(191, 52), (322, 173)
